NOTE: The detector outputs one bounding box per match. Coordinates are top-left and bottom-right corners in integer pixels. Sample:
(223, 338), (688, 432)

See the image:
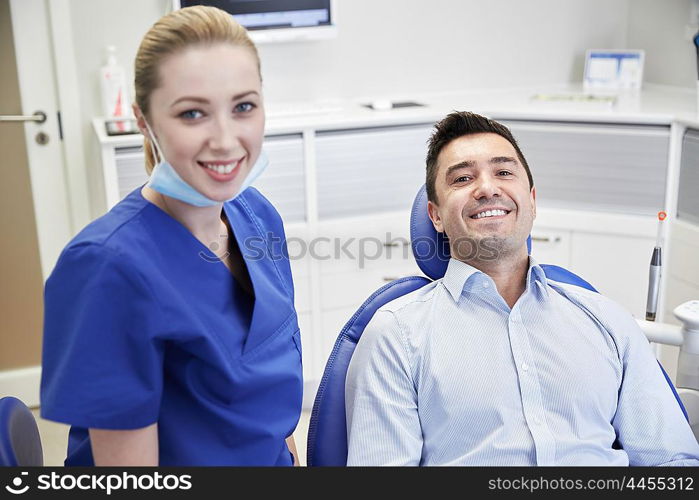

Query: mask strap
(143, 119), (163, 165)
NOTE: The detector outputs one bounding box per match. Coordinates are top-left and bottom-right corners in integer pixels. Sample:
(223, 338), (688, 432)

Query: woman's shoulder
(59, 189), (153, 267)
(230, 187), (285, 234)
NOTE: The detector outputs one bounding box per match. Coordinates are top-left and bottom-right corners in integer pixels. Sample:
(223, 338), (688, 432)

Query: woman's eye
(179, 109), (203, 120)
(234, 102), (256, 113)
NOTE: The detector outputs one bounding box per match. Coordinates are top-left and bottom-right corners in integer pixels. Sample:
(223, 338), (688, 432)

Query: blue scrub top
(40, 187), (303, 466)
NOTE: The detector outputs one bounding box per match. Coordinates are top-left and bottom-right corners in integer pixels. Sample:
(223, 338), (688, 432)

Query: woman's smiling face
(141, 43), (265, 202)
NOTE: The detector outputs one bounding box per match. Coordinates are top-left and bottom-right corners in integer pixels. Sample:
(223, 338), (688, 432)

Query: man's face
(427, 133), (536, 263)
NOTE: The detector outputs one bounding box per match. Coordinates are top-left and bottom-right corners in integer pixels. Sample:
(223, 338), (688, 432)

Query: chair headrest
(409, 184), (531, 280)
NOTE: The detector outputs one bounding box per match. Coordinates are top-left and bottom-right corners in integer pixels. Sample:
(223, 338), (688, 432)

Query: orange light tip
(658, 211), (667, 221)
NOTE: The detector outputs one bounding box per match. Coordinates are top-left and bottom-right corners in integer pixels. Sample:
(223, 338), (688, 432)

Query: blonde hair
(134, 6), (261, 174)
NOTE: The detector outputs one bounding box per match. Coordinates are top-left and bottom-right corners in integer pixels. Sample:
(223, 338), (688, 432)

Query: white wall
(256, 0), (628, 102)
(64, 0), (633, 217)
(627, 0), (696, 89)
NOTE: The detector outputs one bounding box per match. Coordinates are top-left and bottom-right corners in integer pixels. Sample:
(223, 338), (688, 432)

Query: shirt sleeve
(609, 305), (699, 466)
(345, 309), (423, 465)
(40, 243), (165, 430)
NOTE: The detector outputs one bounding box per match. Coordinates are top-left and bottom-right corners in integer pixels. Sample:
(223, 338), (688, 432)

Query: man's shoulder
(546, 278), (639, 335)
(376, 279), (443, 315)
(547, 278), (618, 308)
(357, 279), (443, 360)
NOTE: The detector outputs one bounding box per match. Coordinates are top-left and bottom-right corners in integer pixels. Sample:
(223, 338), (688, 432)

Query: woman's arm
(286, 436), (299, 466)
(89, 423), (159, 466)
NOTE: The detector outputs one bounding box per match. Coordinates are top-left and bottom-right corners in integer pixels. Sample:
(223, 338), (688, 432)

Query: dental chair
(306, 185), (690, 466)
(0, 396), (44, 466)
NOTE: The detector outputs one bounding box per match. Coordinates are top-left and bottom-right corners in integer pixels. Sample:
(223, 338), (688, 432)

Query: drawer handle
(531, 235), (561, 243)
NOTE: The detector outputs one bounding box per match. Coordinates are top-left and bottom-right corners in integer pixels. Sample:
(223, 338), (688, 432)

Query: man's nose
(472, 175), (502, 199)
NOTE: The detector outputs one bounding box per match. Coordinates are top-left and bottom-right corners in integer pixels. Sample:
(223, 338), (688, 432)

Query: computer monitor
(173, 0), (338, 43)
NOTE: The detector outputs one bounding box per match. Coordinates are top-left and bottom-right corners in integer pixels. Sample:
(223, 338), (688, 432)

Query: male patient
(345, 111), (699, 466)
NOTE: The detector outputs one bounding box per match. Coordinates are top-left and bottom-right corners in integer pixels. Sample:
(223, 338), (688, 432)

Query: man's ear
(132, 104), (150, 138)
(427, 199), (444, 233)
(530, 186), (537, 219)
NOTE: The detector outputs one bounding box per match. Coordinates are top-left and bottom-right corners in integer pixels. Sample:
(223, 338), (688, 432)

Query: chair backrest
(306, 184), (686, 466)
(0, 396), (43, 466)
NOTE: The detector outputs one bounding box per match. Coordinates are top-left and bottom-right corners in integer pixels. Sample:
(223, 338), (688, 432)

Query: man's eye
(179, 109), (203, 120)
(235, 102), (256, 113)
(454, 176), (471, 183)
(498, 170), (513, 176)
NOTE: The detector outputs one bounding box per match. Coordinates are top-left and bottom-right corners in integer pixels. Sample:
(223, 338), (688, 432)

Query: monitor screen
(174, 0), (337, 43)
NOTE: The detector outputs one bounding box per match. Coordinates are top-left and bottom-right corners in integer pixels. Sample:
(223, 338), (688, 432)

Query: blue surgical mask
(143, 120), (268, 207)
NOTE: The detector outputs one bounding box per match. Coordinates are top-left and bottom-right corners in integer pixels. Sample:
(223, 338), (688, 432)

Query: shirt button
(522, 363), (529, 372)
(483, 282), (490, 288)
(533, 417), (542, 425)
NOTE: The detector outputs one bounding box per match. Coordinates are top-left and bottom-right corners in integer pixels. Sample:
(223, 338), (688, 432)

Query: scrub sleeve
(41, 243), (164, 430)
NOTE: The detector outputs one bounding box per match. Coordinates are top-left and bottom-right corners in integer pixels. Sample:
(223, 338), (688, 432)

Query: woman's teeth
(202, 161), (237, 174)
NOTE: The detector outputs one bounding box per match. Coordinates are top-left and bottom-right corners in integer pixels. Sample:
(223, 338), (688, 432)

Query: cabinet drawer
(320, 259), (423, 310)
(569, 231), (655, 318)
(529, 227), (571, 268)
(501, 121), (669, 216)
(114, 147), (148, 199)
(315, 124), (432, 219)
(679, 129), (699, 225)
(254, 134), (306, 223)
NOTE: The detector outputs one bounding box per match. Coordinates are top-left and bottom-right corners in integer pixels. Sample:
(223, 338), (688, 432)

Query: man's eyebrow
(444, 156), (517, 178)
(445, 161), (475, 178)
(170, 91), (260, 107)
(490, 156), (518, 164)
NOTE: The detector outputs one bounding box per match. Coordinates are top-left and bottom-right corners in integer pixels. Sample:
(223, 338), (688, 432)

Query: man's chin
(449, 234), (522, 263)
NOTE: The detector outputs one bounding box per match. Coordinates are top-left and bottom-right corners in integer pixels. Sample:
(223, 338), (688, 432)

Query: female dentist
(40, 5), (303, 466)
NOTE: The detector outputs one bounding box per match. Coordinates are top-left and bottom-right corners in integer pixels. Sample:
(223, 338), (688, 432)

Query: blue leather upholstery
(306, 184), (687, 466)
(307, 276), (430, 466)
(0, 396), (43, 466)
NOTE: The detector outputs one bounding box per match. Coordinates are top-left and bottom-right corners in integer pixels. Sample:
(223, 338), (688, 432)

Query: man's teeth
(203, 162), (237, 174)
(473, 209), (507, 219)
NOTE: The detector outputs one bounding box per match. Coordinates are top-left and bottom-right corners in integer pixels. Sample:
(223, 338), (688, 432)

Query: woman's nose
(208, 117), (241, 152)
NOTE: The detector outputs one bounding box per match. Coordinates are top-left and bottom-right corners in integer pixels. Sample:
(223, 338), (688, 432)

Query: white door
(0, 0), (74, 404)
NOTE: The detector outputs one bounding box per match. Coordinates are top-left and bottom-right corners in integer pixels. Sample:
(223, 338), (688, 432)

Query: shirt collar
(527, 257), (550, 299)
(442, 256), (550, 302)
(442, 258), (483, 302)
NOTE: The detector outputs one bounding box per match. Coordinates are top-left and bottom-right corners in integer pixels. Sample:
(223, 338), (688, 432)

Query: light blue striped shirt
(345, 258), (699, 466)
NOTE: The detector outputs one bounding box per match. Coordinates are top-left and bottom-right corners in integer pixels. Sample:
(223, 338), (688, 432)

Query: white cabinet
(315, 124), (432, 218)
(569, 232), (655, 317)
(501, 120), (669, 216)
(529, 226), (571, 269)
(254, 134), (306, 224)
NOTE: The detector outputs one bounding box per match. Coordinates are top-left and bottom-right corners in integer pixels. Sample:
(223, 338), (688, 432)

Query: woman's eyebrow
(231, 90), (260, 101)
(170, 90), (260, 107)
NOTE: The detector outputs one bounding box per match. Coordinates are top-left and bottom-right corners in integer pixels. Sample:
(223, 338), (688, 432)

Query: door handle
(530, 235), (562, 243)
(0, 111), (47, 123)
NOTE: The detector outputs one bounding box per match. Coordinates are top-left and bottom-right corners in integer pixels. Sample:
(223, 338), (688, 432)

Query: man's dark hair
(425, 111), (534, 203)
